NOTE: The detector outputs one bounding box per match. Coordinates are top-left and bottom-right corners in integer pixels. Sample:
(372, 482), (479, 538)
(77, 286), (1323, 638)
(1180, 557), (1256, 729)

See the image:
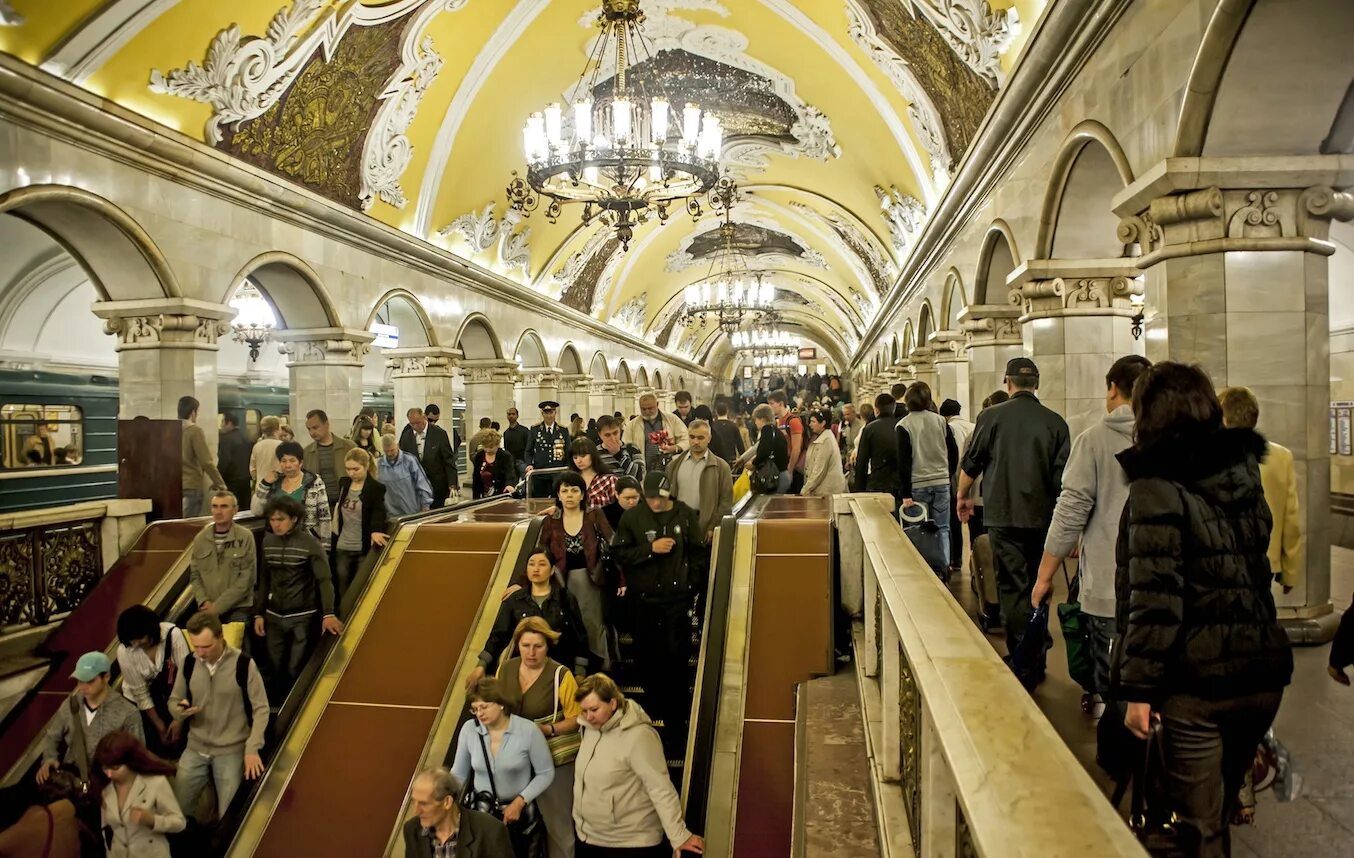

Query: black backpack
(183, 651), (256, 726)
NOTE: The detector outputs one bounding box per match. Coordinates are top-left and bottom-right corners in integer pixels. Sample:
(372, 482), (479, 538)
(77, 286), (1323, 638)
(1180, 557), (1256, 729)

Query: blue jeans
(909, 484), (951, 573)
(174, 747), (244, 821)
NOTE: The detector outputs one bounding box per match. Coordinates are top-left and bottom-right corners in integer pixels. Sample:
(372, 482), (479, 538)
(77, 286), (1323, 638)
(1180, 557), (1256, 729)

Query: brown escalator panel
(242, 500), (535, 858)
(0, 519), (203, 780)
(735, 496), (833, 857)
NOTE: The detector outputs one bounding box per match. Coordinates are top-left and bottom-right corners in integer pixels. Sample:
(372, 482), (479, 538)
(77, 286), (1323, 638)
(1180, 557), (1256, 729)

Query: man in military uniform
(524, 400), (570, 499)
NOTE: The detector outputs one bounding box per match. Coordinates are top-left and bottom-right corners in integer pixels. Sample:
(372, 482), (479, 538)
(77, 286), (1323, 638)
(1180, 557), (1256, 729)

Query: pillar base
(1279, 604), (1339, 645)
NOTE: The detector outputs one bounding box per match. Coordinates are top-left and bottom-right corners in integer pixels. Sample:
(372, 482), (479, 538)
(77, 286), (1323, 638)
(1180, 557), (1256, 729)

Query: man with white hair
(381, 433), (433, 518)
(403, 767), (512, 857)
(624, 392), (688, 473)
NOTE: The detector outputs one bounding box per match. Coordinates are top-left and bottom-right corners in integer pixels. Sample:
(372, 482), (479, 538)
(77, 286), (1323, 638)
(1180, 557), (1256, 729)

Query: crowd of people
(11, 358), (1339, 858)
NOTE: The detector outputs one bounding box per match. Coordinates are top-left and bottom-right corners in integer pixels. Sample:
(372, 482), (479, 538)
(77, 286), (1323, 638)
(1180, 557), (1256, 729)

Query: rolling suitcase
(970, 532), (1002, 632)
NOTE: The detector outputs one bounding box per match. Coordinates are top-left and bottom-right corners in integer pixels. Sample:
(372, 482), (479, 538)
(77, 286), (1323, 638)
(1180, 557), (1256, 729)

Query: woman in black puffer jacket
(1111, 362), (1292, 856)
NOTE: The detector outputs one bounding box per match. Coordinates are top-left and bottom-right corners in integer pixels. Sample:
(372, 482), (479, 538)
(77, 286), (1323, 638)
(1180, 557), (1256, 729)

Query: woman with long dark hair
(350, 416), (381, 478)
(567, 438), (617, 509)
(1112, 362), (1292, 856)
(537, 472), (614, 667)
(94, 730), (184, 858)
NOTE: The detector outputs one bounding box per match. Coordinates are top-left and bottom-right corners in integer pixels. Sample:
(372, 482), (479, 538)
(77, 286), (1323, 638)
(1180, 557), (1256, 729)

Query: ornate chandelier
(681, 178), (774, 336)
(228, 281), (276, 362)
(506, 0), (723, 250)
(731, 329), (795, 351)
(750, 352), (798, 369)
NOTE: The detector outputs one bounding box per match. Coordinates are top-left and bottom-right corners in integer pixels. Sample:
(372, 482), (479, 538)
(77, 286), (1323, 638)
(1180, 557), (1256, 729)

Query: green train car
(0, 369), (411, 513)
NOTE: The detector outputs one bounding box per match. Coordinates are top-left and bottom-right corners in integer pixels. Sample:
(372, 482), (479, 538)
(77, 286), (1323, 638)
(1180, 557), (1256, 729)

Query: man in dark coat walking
(400, 406), (458, 509)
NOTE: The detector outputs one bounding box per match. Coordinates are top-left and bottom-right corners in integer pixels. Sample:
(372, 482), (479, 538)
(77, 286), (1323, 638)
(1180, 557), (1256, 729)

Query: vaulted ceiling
(0, 0), (1041, 371)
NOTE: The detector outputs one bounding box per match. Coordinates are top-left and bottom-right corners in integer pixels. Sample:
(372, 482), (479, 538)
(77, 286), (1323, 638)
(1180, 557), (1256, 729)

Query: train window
(1, 404), (85, 469)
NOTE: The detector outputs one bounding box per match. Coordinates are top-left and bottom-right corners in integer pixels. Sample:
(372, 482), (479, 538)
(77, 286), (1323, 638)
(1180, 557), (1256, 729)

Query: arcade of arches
(1, 0), (1354, 851)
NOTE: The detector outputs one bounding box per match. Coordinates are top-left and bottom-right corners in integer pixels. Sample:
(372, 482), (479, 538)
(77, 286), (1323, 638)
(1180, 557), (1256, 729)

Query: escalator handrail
(213, 494), (515, 855)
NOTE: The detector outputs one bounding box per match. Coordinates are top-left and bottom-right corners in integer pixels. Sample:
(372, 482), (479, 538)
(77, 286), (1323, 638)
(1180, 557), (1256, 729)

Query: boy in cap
(37, 651), (143, 785)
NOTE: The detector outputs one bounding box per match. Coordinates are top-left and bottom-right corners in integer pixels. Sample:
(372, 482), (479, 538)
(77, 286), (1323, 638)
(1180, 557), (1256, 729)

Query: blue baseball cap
(70, 651), (112, 682)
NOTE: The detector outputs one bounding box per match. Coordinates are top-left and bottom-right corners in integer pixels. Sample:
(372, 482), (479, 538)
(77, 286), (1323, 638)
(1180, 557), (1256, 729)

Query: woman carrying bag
(331, 448), (389, 602)
(453, 678), (555, 858)
(495, 617), (583, 858)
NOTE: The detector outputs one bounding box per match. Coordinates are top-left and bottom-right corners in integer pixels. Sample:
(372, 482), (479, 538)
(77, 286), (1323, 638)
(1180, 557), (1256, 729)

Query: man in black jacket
(400, 406), (458, 509)
(957, 358), (1069, 684)
(217, 412), (253, 510)
(404, 767), (513, 858)
(852, 392), (900, 503)
(611, 472), (703, 753)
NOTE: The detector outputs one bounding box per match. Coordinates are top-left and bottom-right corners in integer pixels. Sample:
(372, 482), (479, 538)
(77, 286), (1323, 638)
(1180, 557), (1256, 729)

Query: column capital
(558, 373), (592, 392)
(383, 346), (462, 377)
(459, 358), (519, 384)
(615, 382), (638, 396)
(1112, 156), (1354, 265)
(93, 297), (235, 352)
(590, 378), (618, 394)
(274, 328), (375, 366)
(1007, 258), (1144, 321)
(927, 329), (967, 362)
(517, 366), (563, 387)
(908, 346), (935, 368)
(958, 304), (1022, 347)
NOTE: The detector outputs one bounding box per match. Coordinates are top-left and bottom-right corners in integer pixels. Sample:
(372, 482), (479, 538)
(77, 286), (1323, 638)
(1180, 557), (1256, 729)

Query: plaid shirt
(423, 825), (458, 857)
(585, 472), (618, 509)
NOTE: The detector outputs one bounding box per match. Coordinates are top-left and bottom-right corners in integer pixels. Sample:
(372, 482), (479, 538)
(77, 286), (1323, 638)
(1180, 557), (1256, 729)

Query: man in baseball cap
(37, 651), (142, 786)
(956, 353), (1071, 688)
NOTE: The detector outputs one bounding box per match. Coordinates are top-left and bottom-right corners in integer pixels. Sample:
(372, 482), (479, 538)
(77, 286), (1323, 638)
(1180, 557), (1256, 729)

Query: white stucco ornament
(0, 1), (23, 26)
(438, 203), (532, 279)
(874, 184), (927, 258)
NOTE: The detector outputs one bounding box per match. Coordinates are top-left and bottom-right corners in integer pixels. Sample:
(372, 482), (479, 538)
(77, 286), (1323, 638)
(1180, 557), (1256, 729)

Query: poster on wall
(1334, 407), (1340, 456)
(1340, 409), (1353, 457)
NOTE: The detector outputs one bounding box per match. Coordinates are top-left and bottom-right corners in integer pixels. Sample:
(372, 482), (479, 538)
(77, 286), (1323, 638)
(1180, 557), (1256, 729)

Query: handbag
(1056, 561), (1096, 694)
(750, 458), (780, 493)
(1130, 722), (1198, 855)
(461, 730), (542, 836)
(535, 665), (582, 766)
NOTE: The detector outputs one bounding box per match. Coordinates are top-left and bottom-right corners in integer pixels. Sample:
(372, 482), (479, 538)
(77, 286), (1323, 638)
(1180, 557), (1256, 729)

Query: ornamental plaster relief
(437, 202), (534, 279)
(874, 184), (928, 258)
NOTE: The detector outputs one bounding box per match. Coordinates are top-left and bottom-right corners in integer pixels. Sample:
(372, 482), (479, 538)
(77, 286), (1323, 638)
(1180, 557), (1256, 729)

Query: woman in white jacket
(800, 409), (848, 498)
(572, 674), (703, 857)
(95, 730), (185, 858)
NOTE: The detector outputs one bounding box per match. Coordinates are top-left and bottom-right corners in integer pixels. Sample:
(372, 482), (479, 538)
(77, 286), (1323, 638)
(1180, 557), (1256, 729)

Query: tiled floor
(947, 547), (1354, 857)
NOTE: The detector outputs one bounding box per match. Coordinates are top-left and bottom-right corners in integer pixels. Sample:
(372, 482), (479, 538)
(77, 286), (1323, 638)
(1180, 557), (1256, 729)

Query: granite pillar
(929, 331), (971, 417)
(516, 367), (562, 416)
(459, 359), (519, 446)
(273, 329), (373, 428)
(958, 305), (1024, 411)
(589, 379), (618, 421)
(384, 346), (461, 428)
(558, 373), (592, 423)
(615, 383), (639, 418)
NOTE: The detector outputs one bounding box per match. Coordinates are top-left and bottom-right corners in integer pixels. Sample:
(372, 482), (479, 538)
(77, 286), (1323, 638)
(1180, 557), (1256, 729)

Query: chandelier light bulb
(574, 99), (593, 146)
(683, 103), (701, 146)
(525, 112), (547, 161)
(544, 103), (563, 148)
(650, 97), (669, 143)
(612, 97), (633, 145)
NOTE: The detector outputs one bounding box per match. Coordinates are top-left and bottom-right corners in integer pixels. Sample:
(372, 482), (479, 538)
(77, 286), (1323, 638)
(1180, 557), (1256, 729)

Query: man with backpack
(169, 611), (270, 823)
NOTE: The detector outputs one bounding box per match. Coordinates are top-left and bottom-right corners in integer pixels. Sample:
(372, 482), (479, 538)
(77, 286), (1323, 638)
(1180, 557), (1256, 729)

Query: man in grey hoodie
(1031, 354), (1151, 698)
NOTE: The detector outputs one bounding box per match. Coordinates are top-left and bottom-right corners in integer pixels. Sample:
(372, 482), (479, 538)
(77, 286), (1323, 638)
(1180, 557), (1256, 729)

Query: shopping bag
(733, 469), (751, 502)
(1056, 562), (1096, 693)
(1009, 602), (1049, 688)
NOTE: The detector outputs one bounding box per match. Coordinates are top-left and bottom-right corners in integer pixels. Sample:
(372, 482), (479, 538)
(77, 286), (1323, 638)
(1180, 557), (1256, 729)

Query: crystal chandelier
(731, 329), (795, 351)
(506, 0), (723, 250)
(681, 178), (774, 336)
(750, 352), (798, 369)
(228, 281), (276, 362)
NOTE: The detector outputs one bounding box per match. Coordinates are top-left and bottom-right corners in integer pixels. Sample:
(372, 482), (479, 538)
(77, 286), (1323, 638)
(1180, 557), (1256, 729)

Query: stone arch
(558, 342), (584, 375)
(589, 351), (611, 380)
(228, 252), (341, 330)
(1175, 0), (1354, 158)
(940, 268), (967, 329)
(889, 333), (900, 364)
(917, 300), (936, 345)
(0, 184), (181, 302)
(615, 359), (633, 384)
(973, 220), (1022, 305)
(900, 322), (915, 358)
(678, 375), (688, 392)
(635, 366), (650, 388)
(513, 330), (548, 367)
(365, 288), (437, 348)
(454, 313), (503, 360)
(653, 370), (665, 390)
(1036, 121), (1136, 260)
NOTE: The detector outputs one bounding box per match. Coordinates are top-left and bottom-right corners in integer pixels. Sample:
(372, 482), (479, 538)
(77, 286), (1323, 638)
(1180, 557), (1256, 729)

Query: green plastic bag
(1058, 562), (1096, 694)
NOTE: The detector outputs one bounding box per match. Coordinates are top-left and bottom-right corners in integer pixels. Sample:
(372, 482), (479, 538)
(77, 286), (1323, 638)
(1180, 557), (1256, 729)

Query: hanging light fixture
(681, 178), (774, 336)
(228, 281), (276, 362)
(506, 0), (722, 250)
(730, 329), (796, 350)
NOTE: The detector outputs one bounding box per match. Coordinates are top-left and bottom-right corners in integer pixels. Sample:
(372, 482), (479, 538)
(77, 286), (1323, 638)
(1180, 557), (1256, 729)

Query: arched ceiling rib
(1, 0), (1044, 363)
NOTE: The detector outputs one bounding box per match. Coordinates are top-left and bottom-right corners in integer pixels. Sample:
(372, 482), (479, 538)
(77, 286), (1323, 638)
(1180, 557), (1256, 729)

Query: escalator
(225, 498), (545, 858)
(0, 516), (240, 785)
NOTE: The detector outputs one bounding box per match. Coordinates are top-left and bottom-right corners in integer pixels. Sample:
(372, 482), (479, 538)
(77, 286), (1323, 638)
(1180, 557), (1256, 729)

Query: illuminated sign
(370, 322), (399, 349)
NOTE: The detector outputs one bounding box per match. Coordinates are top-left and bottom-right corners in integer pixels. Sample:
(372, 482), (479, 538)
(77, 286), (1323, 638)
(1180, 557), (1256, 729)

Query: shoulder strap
(67, 696), (89, 784)
(476, 730), (500, 799)
(183, 650), (196, 706)
(236, 653), (254, 726)
(551, 665), (564, 722)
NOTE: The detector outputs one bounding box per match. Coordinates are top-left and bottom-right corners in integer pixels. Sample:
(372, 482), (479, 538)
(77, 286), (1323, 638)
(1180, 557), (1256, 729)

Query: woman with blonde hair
(472, 429), (517, 499)
(250, 415), (283, 483)
(331, 448), (389, 601)
(496, 616), (583, 858)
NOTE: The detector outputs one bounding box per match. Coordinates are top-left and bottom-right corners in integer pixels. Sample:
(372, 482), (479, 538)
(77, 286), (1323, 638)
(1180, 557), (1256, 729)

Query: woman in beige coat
(800, 409), (848, 498)
(95, 731), (185, 858)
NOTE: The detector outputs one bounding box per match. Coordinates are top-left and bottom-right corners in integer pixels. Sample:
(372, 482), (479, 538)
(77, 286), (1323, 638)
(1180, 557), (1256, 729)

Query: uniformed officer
(524, 400), (570, 499)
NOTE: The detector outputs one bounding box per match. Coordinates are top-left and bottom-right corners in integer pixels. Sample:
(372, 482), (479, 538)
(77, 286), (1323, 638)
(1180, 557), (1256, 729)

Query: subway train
(0, 368), (406, 512)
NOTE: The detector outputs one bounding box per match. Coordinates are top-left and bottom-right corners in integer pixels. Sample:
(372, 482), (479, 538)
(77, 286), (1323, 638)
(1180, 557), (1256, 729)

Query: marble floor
(947, 548), (1354, 857)
(799, 671), (882, 858)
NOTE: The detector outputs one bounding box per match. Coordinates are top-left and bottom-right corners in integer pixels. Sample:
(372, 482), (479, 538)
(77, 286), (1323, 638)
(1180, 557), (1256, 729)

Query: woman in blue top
(453, 677), (555, 858)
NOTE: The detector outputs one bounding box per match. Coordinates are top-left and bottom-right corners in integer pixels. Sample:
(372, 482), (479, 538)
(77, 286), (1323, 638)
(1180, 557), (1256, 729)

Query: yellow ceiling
(0, 0), (1045, 359)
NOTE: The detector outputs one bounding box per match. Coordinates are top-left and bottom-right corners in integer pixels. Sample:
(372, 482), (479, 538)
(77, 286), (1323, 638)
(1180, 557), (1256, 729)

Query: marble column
(958, 304), (1024, 409)
(1008, 260), (1146, 437)
(589, 379), (618, 420)
(516, 367), (562, 416)
(909, 347), (939, 398)
(558, 374), (592, 422)
(1115, 161), (1354, 641)
(615, 383), (639, 418)
(384, 347), (461, 427)
(656, 390), (676, 413)
(274, 328), (374, 426)
(460, 359), (519, 441)
(93, 298), (234, 452)
(929, 331), (971, 417)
